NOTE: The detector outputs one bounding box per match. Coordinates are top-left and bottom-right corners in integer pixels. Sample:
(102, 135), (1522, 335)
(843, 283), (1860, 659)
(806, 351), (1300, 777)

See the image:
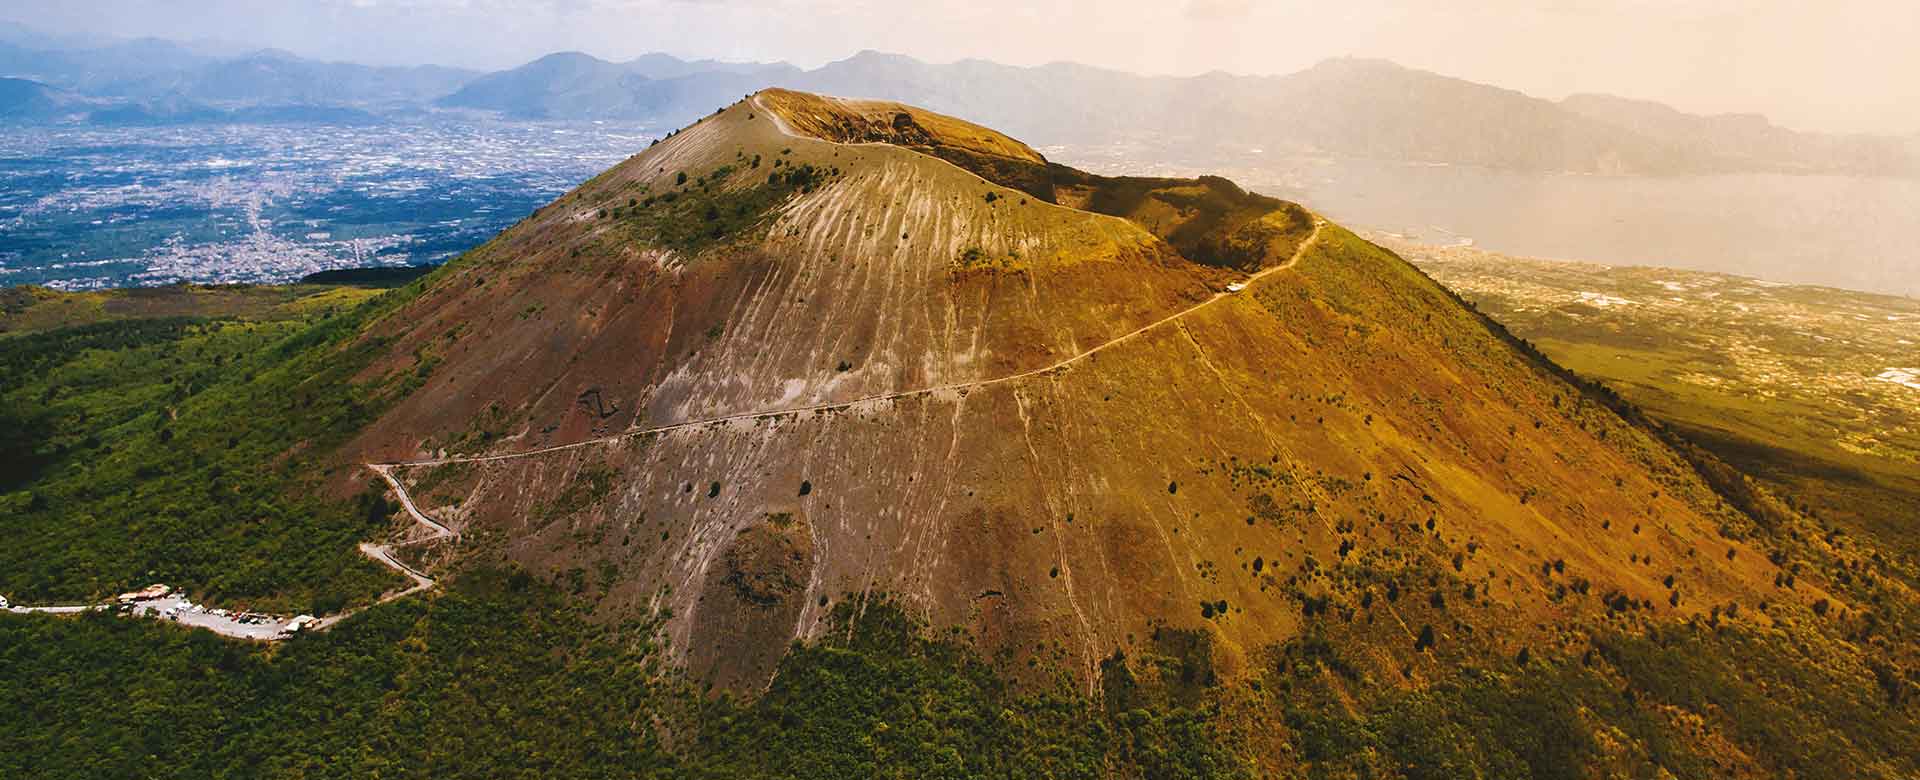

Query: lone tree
(1414, 624), (1436, 652)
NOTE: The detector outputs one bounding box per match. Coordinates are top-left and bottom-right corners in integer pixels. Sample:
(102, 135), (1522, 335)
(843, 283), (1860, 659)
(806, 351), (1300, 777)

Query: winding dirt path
(373, 222), (1321, 471)
(351, 100), (1323, 613)
(346, 221), (1319, 617)
(14, 104), (1323, 638)
(307, 464), (455, 631)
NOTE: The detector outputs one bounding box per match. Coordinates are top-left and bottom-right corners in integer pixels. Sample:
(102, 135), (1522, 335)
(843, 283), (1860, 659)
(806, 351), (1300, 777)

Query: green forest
(0, 282), (427, 613)
(1, 274), (1915, 778)
(5, 564), (1916, 779)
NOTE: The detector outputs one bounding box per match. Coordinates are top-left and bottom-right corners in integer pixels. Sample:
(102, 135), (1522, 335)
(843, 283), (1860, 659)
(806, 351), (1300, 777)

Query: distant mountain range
(0, 35), (474, 108)
(1, 25), (1914, 177)
(0, 76), (77, 121)
(436, 51), (796, 119)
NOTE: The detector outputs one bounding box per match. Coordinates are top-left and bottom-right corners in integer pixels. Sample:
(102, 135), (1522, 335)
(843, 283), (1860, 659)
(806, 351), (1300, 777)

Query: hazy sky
(7, 0), (1918, 134)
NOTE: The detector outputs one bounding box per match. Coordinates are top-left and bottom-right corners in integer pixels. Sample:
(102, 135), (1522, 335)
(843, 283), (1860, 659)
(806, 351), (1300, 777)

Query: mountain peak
(753, 87), (1045, 164)
(837, 49), (923, 67)
(532, 50), (611, 66)
(1307, 55), (1413, 73)
(237, 47), (304, 63)
(344, 95), (1779, 693)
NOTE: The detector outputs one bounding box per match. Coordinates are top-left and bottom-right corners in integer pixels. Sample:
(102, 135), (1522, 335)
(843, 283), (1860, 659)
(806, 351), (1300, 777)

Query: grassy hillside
(4, 564), (1915, 779)
(1398, 238), (1920, 564)
(0, 279), (448, 612)
(326, 93), (1862, 705)
(3, 92), (1917, 778)
(0, 283), (386, 337)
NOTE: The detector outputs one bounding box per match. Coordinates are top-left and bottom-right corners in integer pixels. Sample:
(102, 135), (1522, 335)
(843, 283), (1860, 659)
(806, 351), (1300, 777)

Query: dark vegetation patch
(920, 144), (1056, 201)
(1670, 418), (1920, 559)
(617, 163), (837, 255)
(0, 584), (1240, 780)
(1269, 617), (1920, 779)
(1, 283), (380, 337)
(3, 562), (1916, 779)
(690, 601), (1240, 779)
(0, 567), (676, 780)
(721, 525), (808, 607)
(1046, 166), (1313, 270)
(0, 317), (206, 489)
(1281, 660), (1600, 780)
(296, 265), (438, 286)
(1598, 623), (1920, 779)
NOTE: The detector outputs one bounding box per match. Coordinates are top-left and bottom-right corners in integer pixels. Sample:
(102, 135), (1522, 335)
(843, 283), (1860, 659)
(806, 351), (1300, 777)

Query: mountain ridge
(435, 49), (1919, 176)
(5, 24), (1913, 176)
(6, 85), (1915, 778)
(327, 90), (1806, 693)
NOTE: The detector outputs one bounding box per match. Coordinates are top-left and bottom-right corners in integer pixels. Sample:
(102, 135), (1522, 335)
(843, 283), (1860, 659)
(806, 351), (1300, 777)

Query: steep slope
(345, 90), (1808, 690)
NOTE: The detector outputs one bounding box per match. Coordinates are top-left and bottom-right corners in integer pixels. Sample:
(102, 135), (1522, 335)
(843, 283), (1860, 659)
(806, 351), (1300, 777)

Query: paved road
(3, 468), (458, 640)
(8, 604), (101, 615)
(371, 464), (454, 537)
(128, 596), (297, 641)
(7, 596), (302, 640)
(307, 467), (453, 632)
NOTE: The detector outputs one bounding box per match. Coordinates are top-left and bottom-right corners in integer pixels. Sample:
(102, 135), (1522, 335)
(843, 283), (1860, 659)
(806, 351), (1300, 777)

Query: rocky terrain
(5, 90), (1916, 780)
(350, 91), (1811, 693)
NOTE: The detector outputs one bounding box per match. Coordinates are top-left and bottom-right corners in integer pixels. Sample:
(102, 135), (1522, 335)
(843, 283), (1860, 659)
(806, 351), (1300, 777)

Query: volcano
(345, 89), (1795, 691)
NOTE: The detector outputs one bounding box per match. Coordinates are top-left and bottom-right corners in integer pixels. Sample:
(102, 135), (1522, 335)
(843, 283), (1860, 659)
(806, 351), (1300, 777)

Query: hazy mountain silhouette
(2, 24), (1913, 175)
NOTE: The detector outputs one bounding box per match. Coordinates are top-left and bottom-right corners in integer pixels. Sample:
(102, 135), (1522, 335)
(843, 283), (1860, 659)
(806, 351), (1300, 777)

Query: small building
(116, 584), (171, 604)
(1226, 282), (1247, 293)
(286, 615), (318, 633)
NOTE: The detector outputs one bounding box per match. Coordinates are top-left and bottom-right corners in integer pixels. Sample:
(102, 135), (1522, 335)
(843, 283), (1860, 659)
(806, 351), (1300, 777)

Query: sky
(5, 0), (1918, 135)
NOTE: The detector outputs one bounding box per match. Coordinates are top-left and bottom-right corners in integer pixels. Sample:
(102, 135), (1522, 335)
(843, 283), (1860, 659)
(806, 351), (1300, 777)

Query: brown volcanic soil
(342, 91), (1808, 690)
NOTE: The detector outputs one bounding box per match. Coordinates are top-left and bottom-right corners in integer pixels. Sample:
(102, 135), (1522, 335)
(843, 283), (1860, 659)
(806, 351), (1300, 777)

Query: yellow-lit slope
(342, 91), (1811, 692)
(754, 87), (1046, 163)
